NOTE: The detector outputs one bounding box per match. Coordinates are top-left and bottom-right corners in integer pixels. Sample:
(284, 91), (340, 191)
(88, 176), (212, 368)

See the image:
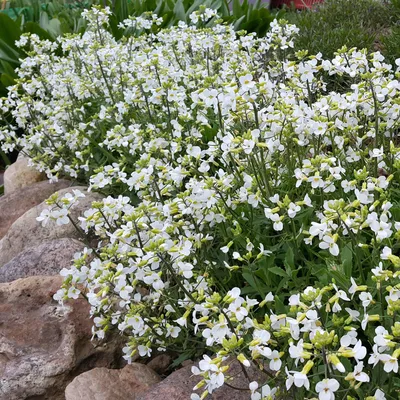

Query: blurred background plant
(286, 0), (394, 59)
(99, 0), (285, 39)
(380, 0), (400, 65)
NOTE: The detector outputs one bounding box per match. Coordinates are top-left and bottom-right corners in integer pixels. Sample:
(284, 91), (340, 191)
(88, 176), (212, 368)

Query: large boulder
(0, 186), (102, 267)
(65, 364), (161, 400)
(0, 179), (71, 239)
(0, 276), (122, 400)
(4, 157), (46, 194)
(137, 359), (265, 400)
(0, 238), (85, 283)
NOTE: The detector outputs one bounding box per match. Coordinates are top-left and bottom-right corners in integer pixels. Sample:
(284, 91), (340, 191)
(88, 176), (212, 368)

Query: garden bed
(1, 1), (400, 399)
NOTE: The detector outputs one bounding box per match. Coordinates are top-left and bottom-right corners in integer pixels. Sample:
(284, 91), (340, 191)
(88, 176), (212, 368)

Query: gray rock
(65, 364), (161, 400)
(0, 179), (71, 239)
(0, 276), (122, 400)
(4, 158), (46, 194)
(0, 186), (102, 267)
(0, 238), (85, 283)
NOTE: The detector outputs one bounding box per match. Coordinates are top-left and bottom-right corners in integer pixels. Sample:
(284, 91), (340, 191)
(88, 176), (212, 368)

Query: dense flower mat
(2, 7), (400, 400)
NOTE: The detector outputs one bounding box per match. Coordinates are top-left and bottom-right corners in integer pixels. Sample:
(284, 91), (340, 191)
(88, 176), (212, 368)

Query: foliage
(380, 0), (400, 65)
(6, 0), (89, 33)
(99, 0), (284, 40)
(286, 0), (393, 60)
(4, 7), (400, 399)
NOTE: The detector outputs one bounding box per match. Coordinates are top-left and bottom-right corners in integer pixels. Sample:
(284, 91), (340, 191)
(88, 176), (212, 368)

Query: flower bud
(301, 360), (314, 374)
(328, 354), (345, 373)
(237, 353), (250, 367)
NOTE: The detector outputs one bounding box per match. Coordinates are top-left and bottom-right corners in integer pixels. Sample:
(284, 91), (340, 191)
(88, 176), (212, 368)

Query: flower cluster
(5, 7), (400, 399)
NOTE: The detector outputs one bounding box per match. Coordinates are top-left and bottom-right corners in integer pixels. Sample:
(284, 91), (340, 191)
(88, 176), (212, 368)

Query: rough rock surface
(4, 158), (46, 194)
(0, 238), (84, 283)
(147, 354), (173, 375)
(0, 276), (122, 400)
(138, 360), (265, 400)
(65, 364), (161, 400)
(0, 179), (71, 239)
(0, 186), (102, 267)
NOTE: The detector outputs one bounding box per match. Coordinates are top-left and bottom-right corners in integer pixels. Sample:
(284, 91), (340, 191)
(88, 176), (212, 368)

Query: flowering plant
(3, 7), (400, 399)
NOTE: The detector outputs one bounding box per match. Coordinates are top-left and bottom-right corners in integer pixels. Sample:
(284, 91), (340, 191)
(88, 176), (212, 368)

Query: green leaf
(114, 0), (129, 22)
(0, 13), (22, 47)
(268, 266), (288, 278)
(1, 73), (16, 88)
(23, 22), (54, 41)
(284, 246), (295, 273)
(1, 60), (19, 78)
(39, 10), (50, 32)
(47, 18), (62, 38)
(242, 271), (266, 297)
(329, 270), (349, 290)
(341, 243), (353, 278)
(0, 147), (10, 166)
(232, 0), (242, 18)
(171, 350), (195, 368)
(233, 15), (246, 30)
(0, 39), (22, 65)
(274, 294), (286, 314)
(173, 0), (187, 22)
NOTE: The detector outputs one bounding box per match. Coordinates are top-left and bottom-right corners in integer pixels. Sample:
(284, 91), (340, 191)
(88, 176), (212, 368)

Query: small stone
(65, 364), (161, 400)
(0, 179), (71, 239)
(0, 238), (85, 283)
(4, 158), (46, 194)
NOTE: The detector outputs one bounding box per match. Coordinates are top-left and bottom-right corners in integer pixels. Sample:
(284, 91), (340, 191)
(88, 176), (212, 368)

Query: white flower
(36, 208), (52, 226)
(315, 378), (339, 400)
(67, 286), (80, 299)
(289, 294), (300, 306)
(292, 372), (310, 390)
(352, 362), (370, 383)
(359, 292), (372, 309)
(249, 381), (276, 400)
(352, 340), (367, 361)
(319, 235), (339, 256)
(137, 344), (152, 357)
(268, 350), (282, 371)
(340, 329), (357, 347)
(228, 298), (248, 321)
(288, 202), (301, 218)
(239, 74), (255, 91)
(53, 208), (70, 225)
(308, 174), (325, 189)
(380, 246), (392, 260)
(380, 354), (399, 373)
(374, 389), (386, 400)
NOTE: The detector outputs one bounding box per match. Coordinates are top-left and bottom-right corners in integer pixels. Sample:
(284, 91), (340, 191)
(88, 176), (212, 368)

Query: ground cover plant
(4, 5), (400, 400)
(286, 0), (394, 60)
